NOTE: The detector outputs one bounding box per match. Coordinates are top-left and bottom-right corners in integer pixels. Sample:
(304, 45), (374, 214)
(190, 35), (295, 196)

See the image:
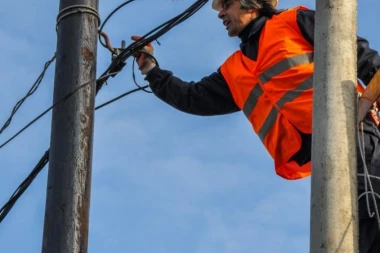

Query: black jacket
(145, 9), (380, 165)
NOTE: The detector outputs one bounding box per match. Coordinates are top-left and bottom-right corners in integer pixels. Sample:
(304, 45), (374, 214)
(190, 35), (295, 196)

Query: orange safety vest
(221, 6), (363, 180)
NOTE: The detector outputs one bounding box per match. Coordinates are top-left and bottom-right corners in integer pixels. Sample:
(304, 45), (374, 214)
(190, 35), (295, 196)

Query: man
(132, 0), (380, 251)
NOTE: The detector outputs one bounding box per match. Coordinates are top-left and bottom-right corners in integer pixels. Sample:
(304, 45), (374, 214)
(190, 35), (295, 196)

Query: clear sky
(0, 0), (379, 252)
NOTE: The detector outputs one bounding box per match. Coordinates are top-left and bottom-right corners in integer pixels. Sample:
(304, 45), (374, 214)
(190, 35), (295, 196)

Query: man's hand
(131, 35), (156, 75)
(359, 69), (380, 122)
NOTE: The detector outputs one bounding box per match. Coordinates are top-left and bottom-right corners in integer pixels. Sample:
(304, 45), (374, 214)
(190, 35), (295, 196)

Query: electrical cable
(0, 54), (56, 136)
(98, 0), (135, 49)
(0, 72), (117, 150)
(0, 0), (206, 148)
(0, 0), (209, 225)
(98, 0), (209, 93)
(95, 85), (148, 110)
(0, 151), (49, 223)
(101, 0), (209, 76)
(0, 84), (147, 224)
(356, 94), (380, 231)
(132, 57), (153, 93)
(56, 5), (101, 31)
(357, 122), (380, 231)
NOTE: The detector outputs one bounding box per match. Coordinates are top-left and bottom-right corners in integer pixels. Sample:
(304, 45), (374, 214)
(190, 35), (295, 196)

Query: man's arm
(145, 66), (240, 116)
(296, 9), (380, 86)
(130, 35), (239, 116)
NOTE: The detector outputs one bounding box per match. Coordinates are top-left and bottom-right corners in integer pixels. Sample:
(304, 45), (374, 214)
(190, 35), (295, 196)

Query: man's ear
(246, 8), (259, 15)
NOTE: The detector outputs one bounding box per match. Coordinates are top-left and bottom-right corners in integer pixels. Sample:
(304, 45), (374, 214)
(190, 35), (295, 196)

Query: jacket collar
(238, 16), (268, 43)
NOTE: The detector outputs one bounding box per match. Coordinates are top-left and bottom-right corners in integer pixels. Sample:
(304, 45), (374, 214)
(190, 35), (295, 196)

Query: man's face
(218, 0), (256, 37)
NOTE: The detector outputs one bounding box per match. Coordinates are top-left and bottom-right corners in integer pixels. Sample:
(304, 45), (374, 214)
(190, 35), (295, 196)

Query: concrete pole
(41, 0), (98, 252)
(310, 0), (358, 252)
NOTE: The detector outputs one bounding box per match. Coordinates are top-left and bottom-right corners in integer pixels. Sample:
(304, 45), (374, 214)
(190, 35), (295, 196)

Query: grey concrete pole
(41, 1), (98, 252)
(310, 0), (358, 252)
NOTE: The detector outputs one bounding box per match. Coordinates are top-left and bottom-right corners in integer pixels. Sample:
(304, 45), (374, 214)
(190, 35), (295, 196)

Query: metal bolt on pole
(41, 0), (99, 252)
(311, 0), (358, 252)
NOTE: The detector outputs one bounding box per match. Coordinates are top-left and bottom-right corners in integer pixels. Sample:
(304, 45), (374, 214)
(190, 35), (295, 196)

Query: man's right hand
(131, 35), (156, 75)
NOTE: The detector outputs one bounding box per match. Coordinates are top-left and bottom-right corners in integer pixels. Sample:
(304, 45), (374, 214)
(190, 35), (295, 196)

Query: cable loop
(357, 95), (380, 231)
(56, 5), (101, 31)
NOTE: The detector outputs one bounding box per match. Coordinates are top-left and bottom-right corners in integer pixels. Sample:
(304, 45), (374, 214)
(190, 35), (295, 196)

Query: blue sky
(0, 0), (379, 252)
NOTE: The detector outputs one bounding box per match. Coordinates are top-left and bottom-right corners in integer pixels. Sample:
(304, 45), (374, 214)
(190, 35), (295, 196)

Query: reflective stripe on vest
(259, 53), (314, 84)
(242, 53), (314, 141)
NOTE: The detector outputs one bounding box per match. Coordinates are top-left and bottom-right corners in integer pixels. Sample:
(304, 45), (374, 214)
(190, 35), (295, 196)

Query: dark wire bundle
(0, 0), (210, 224)
(99, 0), (209, 78)
(0, 152), (49, 223)
(0, 84), (147, 223)
(0, 55), (56, 136)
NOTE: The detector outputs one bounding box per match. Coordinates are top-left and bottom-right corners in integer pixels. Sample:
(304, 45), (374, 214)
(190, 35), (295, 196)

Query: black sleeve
(145, 66), (240, 116)
(357, 37), (380, 85)
(296, 9), (380, 86)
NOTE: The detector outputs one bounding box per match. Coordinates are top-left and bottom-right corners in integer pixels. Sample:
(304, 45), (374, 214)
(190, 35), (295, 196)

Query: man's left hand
(359, 69), (380, 122)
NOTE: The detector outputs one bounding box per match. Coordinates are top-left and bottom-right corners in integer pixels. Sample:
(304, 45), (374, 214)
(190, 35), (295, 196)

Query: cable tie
(56, 5), (101, 31)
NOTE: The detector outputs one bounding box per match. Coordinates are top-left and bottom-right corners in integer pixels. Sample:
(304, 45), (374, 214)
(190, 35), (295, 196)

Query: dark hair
(239, 0), (277, 17)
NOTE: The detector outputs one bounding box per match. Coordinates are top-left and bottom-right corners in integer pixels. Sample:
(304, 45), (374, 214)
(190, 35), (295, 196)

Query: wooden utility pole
(42, 0), (99, 252)
(311, 0), (358, 252)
